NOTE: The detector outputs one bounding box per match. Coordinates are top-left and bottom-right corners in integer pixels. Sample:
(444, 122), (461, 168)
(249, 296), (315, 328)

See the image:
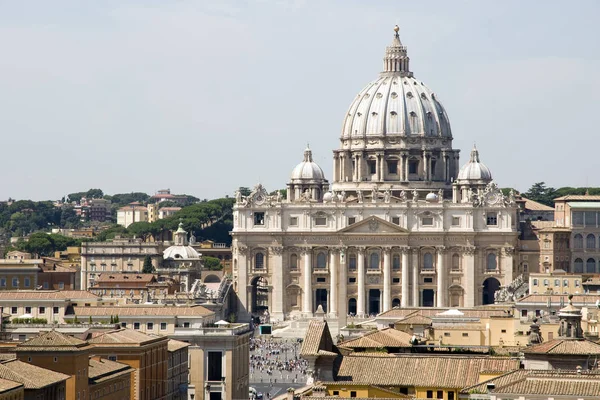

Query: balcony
(172, 323), (251, 337)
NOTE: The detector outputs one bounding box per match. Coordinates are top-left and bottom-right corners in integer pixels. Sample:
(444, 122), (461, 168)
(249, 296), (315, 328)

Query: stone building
(231, 26), (518, 322)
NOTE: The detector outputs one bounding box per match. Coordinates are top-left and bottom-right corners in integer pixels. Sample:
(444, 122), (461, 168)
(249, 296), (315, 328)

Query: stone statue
(340, 191), (346, 202)
(412, 189), (419, 202)
(371, 187), (377, 203)
(438, 189), (444, 201)
(276, 190), (282, 203)
(357, 191), (363, 203)
(235, 190), (242, 203)
(301, 189), (311, 202)
(384, 189), (391, 203)
(399, 190), (407, 202)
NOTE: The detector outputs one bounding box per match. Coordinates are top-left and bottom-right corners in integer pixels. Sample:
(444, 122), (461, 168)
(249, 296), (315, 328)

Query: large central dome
(332, 26), (460, 193)
(342, 26), (452, 140)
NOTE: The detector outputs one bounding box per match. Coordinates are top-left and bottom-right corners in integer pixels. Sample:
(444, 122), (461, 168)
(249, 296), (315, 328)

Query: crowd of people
(249, 337), (309, 384)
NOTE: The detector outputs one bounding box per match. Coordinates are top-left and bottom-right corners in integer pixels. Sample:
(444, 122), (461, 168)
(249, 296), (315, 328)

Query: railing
(172, 324), (251, 336)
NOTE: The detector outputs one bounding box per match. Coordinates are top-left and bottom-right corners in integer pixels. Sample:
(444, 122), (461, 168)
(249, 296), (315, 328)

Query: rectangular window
(332, 391), (339, 396)
(58, 282), (65, 290)
(437, 391), (443, 400)
(315, 217), (327, 226)
(11, 307), (17, 314)
(349, 277), (356, 283)
(444, 332), (451, 337)
(387, 161), (398, 174)
(501, 329), (507, 333)
(207, 352), (223, 381)
(486, 212), (498, 226)
(183, 322), (190, 328)
(452, 217), (461, 226)
(462, 333), (469, 337)
(393, 278), (400, 283)
(147, 322), (154, 330)
(422, 217), (433, 226)
(392, 217), (400, 225)
(426, 390), (433, 398)
(121, 322), (127, 328)
(316, 277), (326, 283)
(521, 310), (527, 317)
(11, 278), (18, 287)
(409, 160), (418, 174)
(160, 322), (167, 330)
(448, 391), (455, 400)
(289, 217), (298, 226)
(53, 307), (59, 314)
(367, 160), (377, 175)
(25, 307), (31, 314)
(24, 277), (30, 287)
(0, 277), (5, 287)
(43, 282), (49, 289)
(350, 391), (357, 398)
(424, 277), (433, 283)
(133, 322), (140, 330)
(348, 217), (356, 225)
(572, 211), (584, 226)
(253, 212), (265, 226)
(39, 307), (45, 314)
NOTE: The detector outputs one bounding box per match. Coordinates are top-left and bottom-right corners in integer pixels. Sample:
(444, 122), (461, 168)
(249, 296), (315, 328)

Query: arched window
(255, 253), (264, 269)
(369, 252), (380, 270)
(423, 253), (433, 270)
(348, 298), (357, 316)
(487, 253), (497, 270)
(392, 298), (400, 308)
(392, 255), (400, 270)
(587, 234), (596, 249)
(290, 254), (298, 270)
(574, 258), (584, 273)
(316, 252), (327, 269)
(533, 278), (538, 286)
(452, 254), (460, 271)
(586, 258), (596, 273)
(574, 234), (583, 249)
(349, 255), (357, 271)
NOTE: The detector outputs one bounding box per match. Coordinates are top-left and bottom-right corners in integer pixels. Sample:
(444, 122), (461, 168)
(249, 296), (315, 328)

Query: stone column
(303, 249), (313, 315)
(270, 246), (285, 321)
(339, 247), (348, 326)
(357, 247), (366, 317)
(436, 248), (445, 308)
(383, 248), (391, 312)
(422, 151), (428, 182)
(329, 249), (338, 317)
(401, 249), (409, 307)
(332, 154), (339, 183)
(503, 247), (514, 286)
(404, 155), (409, 181)
(236, 246), (250, 321)
(464, 248), (476, 307)
(357, 153), (363, 181)
(412, 249), (419, 306)
(340, 154), (345, 182)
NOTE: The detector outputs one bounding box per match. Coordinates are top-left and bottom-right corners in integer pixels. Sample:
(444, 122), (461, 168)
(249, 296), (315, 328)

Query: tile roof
(554, 195), (600, 201)
(88, 358), (134, 383)
(301, 320), (336, 357)
(0, 290), (99, 301)
(517, 293), (600, 306)
(339, 328), (413, 349)
(0, 377), (22, 393)
(335, 354), (519, 389)
(16, 330), (89, 352)
(167, 339), (190, 352)
(395, 314), (432, 326)
(89, 328), (166, 346)
(463, 369), (600, 397)
(523, 338), (600, 355)
(0, 360), (69, 389)
(379, 307), (510, 320)
(521, 197), (554, 211)
(530, 220), (556, 229)
(72, 305), (213, 317)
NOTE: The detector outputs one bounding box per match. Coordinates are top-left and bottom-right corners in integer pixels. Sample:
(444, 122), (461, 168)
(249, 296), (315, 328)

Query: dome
(425, 192), (439, 202)
(341, 26), (451, 140)
(290, 147), (326, 182)
(457, 145), (492, 182)
(163, 245), (200, 260)
(323, 192), (333, 202)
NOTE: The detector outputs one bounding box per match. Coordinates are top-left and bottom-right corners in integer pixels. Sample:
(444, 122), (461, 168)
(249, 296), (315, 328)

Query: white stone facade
(231, 26), (519, 322)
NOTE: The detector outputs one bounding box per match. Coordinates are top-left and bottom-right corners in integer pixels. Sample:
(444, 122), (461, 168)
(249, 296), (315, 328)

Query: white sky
(1, 0), (599, 200)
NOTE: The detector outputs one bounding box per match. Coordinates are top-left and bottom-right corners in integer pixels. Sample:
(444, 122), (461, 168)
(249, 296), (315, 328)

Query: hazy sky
(1, 0), (599, 201)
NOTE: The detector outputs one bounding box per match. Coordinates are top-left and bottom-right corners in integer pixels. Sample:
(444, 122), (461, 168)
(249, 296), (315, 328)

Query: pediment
(338, 216), (408, 234)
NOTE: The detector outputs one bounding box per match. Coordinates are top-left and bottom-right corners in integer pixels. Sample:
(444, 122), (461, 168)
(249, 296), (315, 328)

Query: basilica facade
(231, 26), (519, 322)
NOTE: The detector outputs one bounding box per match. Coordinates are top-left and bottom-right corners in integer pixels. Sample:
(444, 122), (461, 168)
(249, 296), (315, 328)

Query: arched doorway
(315, 289), (328, 313)
(250, 276), (269, 315)
(482, 278), (501, 305)
(369, 289), (380, 315)
(348, 298), (357, 316)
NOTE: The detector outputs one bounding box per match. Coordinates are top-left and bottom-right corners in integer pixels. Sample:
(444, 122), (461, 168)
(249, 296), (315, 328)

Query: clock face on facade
(485, 191), (500, 205)
(255, 195), (265, 205)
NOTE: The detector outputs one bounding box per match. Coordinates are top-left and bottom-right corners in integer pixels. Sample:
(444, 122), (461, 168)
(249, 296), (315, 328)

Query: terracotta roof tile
(395, 315), (432, 326)
(167, 339), (190, 352)
(523, 339), (600, 355)
(0, 290), (99, 301)
(339, 328), (413, 349)
(0, 377), (22, 393)
(378, 307), (510, 319)
(521, 197), (554, 211)
(301, 321), (336, 357)
(554, 195), (600, 201)
(16, 330), (89, 352)
(0, 360), (69, 389)
(72, 305), (213, 317)
(89, 328), (166, 346)
(335, 354), (519, 389)
(88, 358), (134, 383)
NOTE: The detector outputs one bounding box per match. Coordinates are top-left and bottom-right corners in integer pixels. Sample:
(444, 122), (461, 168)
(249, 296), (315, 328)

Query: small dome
(163, 245), (200, 260)
(290, 147), (326, 182)
(457, 145), (492, 182)
(323, 192), (333, 202)
(425, 192), (439, 202)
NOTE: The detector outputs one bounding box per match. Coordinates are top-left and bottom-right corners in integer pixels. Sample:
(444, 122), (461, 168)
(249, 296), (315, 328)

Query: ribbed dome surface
(290, 148), (326, 182)
(163, 245), (200, 260)
(457, 146), (492, 181)
(341, 26), (451, 140)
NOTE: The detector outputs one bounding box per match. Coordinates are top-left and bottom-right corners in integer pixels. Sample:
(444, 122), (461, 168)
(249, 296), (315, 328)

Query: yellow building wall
(415, 387), (458, 400)
(433, 328), (485, 346)
(325, 384), (404, 398)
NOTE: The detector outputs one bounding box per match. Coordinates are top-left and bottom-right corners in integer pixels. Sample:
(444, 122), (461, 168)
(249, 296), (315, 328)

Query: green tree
(523, 182), (557, 207)
(142, 256), (155, 273)
(203, 256), (223, 271)
(238, 187), (251, 196)
(127, 221), (154, 242)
